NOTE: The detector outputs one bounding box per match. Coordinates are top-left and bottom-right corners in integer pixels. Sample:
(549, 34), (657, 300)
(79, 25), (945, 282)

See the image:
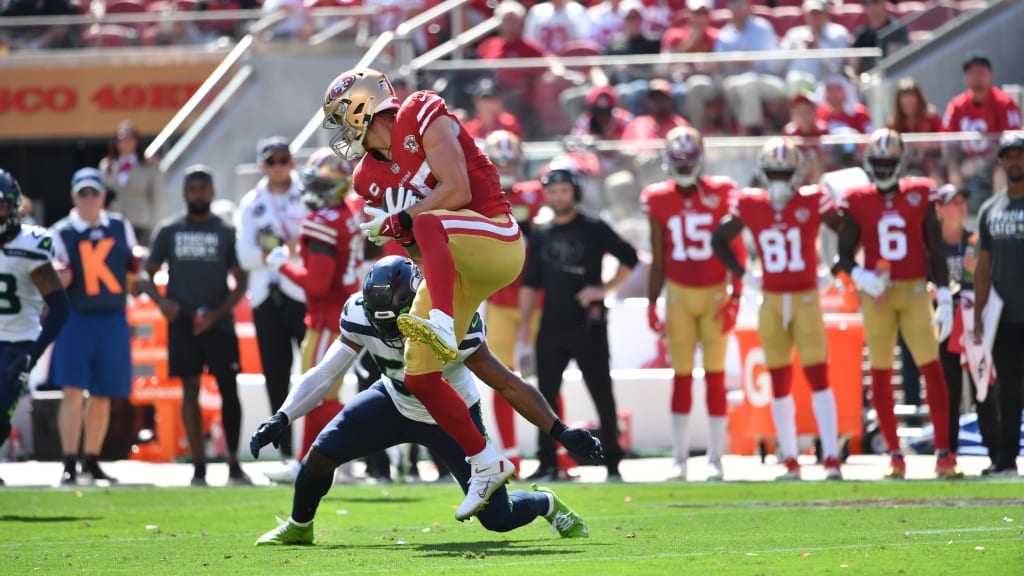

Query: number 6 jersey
(838, 177), (938, 281)
(0, 225), (55, 341)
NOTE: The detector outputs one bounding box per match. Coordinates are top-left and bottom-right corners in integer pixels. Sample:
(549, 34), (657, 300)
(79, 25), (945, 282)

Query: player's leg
(573, 322), (623, 480)
(989, 323), (1024, 474)
(861, 290), (902, 475)
(353, 351), (391, 481)
(206, 329), (248, 484)
(759, 294), (800, 480)
(0, 343), (33, 459)
(484, 302), (521, 470)
(665, 282), (700, 480)
(168, 320), (206, 484)
(939, 336), (964, 454)
(530, 329), (573, 481)
(257, 382), (409, 545)
(697, 284), (731, 481)
(81, 310), (132, 483)
(52, 309), (92, 483)
(792, 290), (841, 479)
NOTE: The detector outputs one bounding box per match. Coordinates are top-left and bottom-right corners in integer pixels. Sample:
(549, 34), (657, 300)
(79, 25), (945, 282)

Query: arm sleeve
(521, 232), (543, 289)
(601, 221), (639, 268)
(235, 196), (265, 270)
(28, 288), (69, 364)
(279, 338), (359, 421)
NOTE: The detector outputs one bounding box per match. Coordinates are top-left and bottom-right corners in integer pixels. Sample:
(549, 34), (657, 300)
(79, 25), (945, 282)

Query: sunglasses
(75, 187), (102, 198)
(264, 155), (291, 166)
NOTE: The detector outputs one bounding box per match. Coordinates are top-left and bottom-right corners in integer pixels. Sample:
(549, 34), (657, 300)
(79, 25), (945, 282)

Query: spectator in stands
(99, 121), (165, 245)
(606, 2), (664, 114)
(236, 137), (309, 478)
(661, 0), (719, 131)
(622, 79), (690, 144)
(523, 0), (590, 55)
(261, 0), (312, 40)
(714, 0), (785, 136)
(463, 77), (525, 142)
(850, 0), (909, 75)
(141, 166), (250, 486)
(0, 0), (78, 50)
(779, 1), (850, 97)
(586, 0), (627, 52)
(888, 77), (943, 180)
(476, 2), (546, 138)
(783, 93), (828, 184)
(815, 73), (871, 171)
(149, 5), (207, 47)
(51, 168), (139, 486)
(571, 85), (633, 141)
(943, 51), (1023, 214)
(196, 0), (259, 39)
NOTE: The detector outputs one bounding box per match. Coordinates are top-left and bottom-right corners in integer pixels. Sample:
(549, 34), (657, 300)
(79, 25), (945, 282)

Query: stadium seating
(81, 24), (137, 47)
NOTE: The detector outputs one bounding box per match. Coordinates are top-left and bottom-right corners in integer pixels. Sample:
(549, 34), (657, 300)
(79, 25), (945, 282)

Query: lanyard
(265, 188), (294, 243)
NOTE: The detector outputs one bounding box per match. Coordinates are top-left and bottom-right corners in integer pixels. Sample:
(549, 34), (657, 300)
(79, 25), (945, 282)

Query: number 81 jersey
(732, 185), (835, 293)
(838, 177), (938, 281)
(641, 177), (737, 287)
(0, 225), (55, 341)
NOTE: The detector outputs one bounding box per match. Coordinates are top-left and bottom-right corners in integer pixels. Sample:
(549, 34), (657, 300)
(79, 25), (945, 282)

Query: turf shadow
(0, 515), (101, 523)
(317, 540), (591, 558)
(320, 495), (426, 504)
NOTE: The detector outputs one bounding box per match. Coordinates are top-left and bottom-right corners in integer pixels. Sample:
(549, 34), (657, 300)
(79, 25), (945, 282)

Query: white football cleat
(706, 459), (724, 482)
(398, 309), (458, 364)
(456, 451), (516, 521)
(264, 459), (301, 484)
(777, 457), (801, 481)
(667, 460), (687, 482)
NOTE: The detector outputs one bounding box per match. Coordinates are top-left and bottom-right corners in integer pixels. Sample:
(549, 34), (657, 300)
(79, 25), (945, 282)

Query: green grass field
(2, 481), (1022, 575)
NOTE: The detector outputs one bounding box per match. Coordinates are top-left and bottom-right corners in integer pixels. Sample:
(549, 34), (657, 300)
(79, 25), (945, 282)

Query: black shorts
(167, 320), (240, 380)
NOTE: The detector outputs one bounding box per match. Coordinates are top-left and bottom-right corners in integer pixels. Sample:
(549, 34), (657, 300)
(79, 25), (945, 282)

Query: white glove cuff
(937, 286), (952, 305)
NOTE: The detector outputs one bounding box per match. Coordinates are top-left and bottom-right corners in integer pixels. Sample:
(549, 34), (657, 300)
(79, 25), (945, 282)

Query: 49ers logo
(403, 134), (420, 154)
(329, 75), (356, 100)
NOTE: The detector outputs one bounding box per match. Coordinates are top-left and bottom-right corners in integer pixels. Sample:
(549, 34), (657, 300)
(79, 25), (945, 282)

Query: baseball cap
(936, 184), (966, 205)
(997, 131), (1024, 158)
(257, 136), (291, 162)
(791, 92), (816, 107)
(803, 0), (827, 12)
(686, 0), (713, 11)
(585, 85), (618, 110)
(473, 77), (499, 98)
(648, 78), (673, 96)
(184, 164), (214, 185)
(71, 167), (104, 195)
(961, 50), (991, 72)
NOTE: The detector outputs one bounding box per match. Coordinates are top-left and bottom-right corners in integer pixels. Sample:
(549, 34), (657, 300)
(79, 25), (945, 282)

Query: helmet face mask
(864, 128), (906, 190)
(301, 149), (353, 210)
(484, 130), (524, 190)
(758, 138), (802, 209)
(322, 69), (399, 160)
(0, 170), (23, 244)
(361, 256), (422, 350)
(663, 126), (703, 188)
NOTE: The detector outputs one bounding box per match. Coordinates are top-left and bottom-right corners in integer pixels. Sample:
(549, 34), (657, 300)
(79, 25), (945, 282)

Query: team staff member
(141, 166), (250, 486)
(51, 168), (139, 485)
(236, 137), (309, 472)
(518, 168), (639, 482)
(974, 131), (1024, 478)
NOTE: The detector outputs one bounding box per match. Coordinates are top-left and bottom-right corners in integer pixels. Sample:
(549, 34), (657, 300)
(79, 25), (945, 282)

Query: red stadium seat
(893, 1), (927, 19)
(173, 0), (197, 11)
(771, 6), (804, 37)
(140, 23), (160, 46)
(904, 5), (957, 32)
(954, 0), (989, 14)
(829, 4), (866, 33)
(81, 24), (136, 47)
(709, 8), (731, 30)
(145, 0), (171, 12)
(104, 0), (145, 13)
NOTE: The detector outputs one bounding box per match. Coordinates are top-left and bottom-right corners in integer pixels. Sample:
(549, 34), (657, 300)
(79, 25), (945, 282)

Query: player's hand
(384, 185), (419, 213)
(265, 245), (290, 271)
(741, 269), (762, 291)
(257, 231), (283, 252)
(250, 412), (289, 459)
(933, 286), (953, 343)
(4, 353), (32, 390)
(361, 207), (413, 245)
(575, 285), (605, 307)
(515, 339), (535, 379)
(560, 427), (605, 465)
(158, 298), (181, 323)
(851, 266), (887, 298)
(714, 296), (740, 335)
(647, 304), (664, 333)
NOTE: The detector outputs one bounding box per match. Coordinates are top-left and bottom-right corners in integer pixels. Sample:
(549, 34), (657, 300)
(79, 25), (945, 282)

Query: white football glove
(265, 245), (290, 271)
(932, 286), (953, 343)
(741, 269), (762, 291)
(359, 206), (391, 246)
(384, 185), (419, 213)
(817, 269), (834, 291)
(851, 266), (887, 298)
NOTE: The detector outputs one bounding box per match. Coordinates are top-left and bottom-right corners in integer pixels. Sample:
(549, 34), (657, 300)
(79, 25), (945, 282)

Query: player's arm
(49, 232), (73, 287)
(647, 215), (666, 330)
(405, 117), (472, 217)
(834, 212), (861, 275)
(923, 204), (950, 287)
(23, 262), (70, 369)
(199, 264), (248, 334)
(973, 248), (992, 344)
(711, 215), (746, 278)
(578, 221), (637, 306)
(464, 342), (605, 465)
(821, 210), (842, 234)
(278, 239), (338, 297)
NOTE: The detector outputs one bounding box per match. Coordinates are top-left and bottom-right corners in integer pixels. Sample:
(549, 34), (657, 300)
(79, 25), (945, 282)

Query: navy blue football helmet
(361, 256), (421, 348)
(0, 169), (23, 244)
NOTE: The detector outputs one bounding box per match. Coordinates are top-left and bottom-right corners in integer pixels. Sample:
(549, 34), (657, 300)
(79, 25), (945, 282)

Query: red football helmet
(663, 126), (703, 187)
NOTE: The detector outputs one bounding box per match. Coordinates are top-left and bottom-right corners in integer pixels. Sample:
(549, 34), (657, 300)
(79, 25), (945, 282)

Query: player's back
(0, 225), (54, 341)
(300, 204), (362, 330)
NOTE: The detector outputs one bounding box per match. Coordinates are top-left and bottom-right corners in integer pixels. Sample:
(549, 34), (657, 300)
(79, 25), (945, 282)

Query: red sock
(802, 363), (830, 392)
(404, 372), (485, 455)
(705, 372), (727, 417)
(299, 400), (344, 461)
(769, 366), (793, 398)
(870, 368), (900, 452)
(671, 374), (693, 414)
(492, 393), (516, 451)
(919, 361), (951, 452)
(410, 213), (454, 317)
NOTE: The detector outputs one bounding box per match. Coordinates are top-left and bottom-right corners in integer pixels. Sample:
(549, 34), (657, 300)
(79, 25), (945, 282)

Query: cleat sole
(397, 316), (457, 364)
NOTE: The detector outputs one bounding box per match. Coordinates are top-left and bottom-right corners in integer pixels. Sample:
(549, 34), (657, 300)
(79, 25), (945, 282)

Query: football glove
(647, 304), (664, 333)
(250, 412), (289, 459)
(741, 269), (762, 291)
(551, 420), (605, 465)
(933, 286), (953, 343)
(360, 207), (413, 245)
(851, 266), (887, 298)
(265, 245), (290, 271)
(714, 296), (740, 335)
(384, 185), (420, 213)
(4, 353), (32, 391)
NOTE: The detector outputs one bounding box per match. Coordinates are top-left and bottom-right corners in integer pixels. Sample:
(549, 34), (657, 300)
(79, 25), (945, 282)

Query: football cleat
(706, 459), (724, 482)
(777, 457), (801, 481)
(884, 454), (907, 479)
(935, 453), (964, 479)
(81, 460), (118, 485)
(533, 484), (589, 539)
(667, 460), (687, 482)
(229, 464), (253, 486)
(398, 309), (458, 364)
(823, 456), (843, 481)
(456, 452), (516, 521)
(264, 460), (301, 484)
(256, 517), (314, 546)
(61, 466), (77, 486)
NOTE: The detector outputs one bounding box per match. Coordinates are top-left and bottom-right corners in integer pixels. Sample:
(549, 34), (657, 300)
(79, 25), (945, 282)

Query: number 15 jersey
(732, 185), (836, 293)
(839, 177), (938, 281)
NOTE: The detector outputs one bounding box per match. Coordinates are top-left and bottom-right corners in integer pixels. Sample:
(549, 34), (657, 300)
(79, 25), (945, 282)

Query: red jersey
(463, 112), (524, 141)
(284, 203), (362, 330)
(354, 91), (510, 219)
(942, 87), (1023, 156)
(783, 119), (828, 159)
(488, 180), (546, 308)
(641, 176), (736, 287)
(839, 177), (939, 282)
(732, 185), (836, 293)
(660, 25), (718, 53)
(817, 103), (874, 134)
(475, 37), (546, 92)
(893, 110), (943, 134)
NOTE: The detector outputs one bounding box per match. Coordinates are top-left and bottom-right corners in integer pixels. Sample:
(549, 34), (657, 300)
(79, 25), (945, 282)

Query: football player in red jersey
(322, 68), (526, 520)
(712, 138), (843, 481)
(643, 126), (744, 482)
(481, 130), (544, 473)
(836, 128), (961, 479)
(264, 149), (363, 480)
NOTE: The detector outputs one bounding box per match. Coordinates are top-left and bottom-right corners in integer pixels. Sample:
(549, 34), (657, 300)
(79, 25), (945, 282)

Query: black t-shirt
(523, 212), (639, 332)
(852, 18), (910, 74)
(147, 214), (239, 332)
(978, 192), (1024, 323)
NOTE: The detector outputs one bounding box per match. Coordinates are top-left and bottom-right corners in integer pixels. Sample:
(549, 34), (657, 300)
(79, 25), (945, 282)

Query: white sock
(707, 416), (727, 463)
(671, 413), (690, 464)
(812, 388), (838, 459)
(289, 517), (312, 527)
(771, 395), (798, 460)
(543, 492), (554, 518)
(469, 442), (499, 465)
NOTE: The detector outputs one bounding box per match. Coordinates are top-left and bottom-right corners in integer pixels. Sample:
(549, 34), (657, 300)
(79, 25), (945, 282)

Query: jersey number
(959, 118), (989, 153)
(666, 213), (713, 261)
(0, 273), (21, 315)
(757, 228), (806, 273)
(877, 214), (908, 261)
(341, 233), (363, 287)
